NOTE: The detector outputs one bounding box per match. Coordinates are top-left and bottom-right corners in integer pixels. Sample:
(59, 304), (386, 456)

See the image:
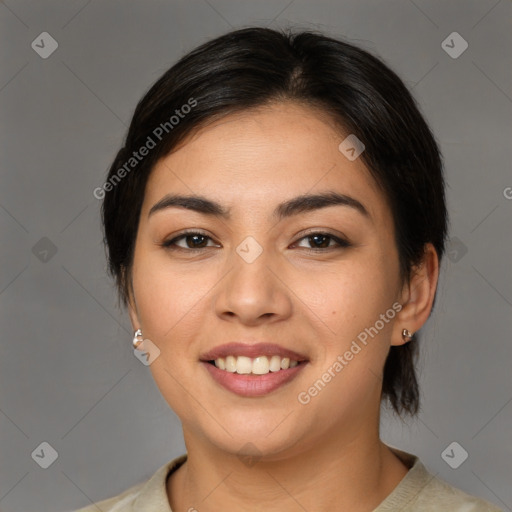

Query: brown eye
(178, 234), (209, 249)
(308, 234), (331, 249)
(161, 231), (220, 251)
(294, 232), (351, 251)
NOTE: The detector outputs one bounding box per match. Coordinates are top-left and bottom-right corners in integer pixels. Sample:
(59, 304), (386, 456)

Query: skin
(127, 102), (439, 511)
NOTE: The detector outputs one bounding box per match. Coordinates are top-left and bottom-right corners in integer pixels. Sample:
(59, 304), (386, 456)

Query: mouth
(199, 342), (309, 397)
(206, 355), (302, 374)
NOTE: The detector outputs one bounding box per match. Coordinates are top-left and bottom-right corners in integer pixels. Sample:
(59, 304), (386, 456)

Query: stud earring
(132, 329), (143, 349)
(402, 329), (414, 342)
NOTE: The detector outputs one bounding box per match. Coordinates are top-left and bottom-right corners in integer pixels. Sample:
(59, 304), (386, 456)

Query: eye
(161, 230), (220, 251)
(160, 230), (351, 253)
(293, 232), (351, 251)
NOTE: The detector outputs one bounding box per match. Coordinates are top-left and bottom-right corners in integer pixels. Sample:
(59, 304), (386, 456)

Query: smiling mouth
(206, 355), (305, 375)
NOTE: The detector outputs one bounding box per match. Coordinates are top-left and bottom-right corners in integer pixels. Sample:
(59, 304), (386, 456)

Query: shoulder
(377, 446), (503, 512)
(69, 454), (187, 512)
(407, 472), (503, 511)
(71, 482), (144, 512)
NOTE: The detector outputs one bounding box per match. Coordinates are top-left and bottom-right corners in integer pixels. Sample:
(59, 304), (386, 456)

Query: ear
(123, 265), (141, 332)
(128, 298), (140, 332)
(391, 243), (440, 347)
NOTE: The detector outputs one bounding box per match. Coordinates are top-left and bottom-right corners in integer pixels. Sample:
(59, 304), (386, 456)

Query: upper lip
(200, 342), (308, 362)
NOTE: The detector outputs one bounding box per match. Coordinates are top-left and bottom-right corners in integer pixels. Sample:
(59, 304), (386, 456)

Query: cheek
(132, 255), (215, 344)
(302, 258), (396, 344)
(294, 262), (396, 422)
(131, 258), (213, 420)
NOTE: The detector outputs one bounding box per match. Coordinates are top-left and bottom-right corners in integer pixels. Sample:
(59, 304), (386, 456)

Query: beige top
(71, 446), (502, 511)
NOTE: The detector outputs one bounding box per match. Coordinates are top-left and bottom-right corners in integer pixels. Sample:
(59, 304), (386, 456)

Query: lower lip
(202, 361), (307, 397)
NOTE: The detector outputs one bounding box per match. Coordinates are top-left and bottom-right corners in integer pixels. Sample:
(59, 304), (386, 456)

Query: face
(128, 102), (408, 459)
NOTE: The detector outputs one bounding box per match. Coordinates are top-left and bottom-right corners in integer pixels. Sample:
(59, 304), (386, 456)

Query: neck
(167, 421), (409, 511)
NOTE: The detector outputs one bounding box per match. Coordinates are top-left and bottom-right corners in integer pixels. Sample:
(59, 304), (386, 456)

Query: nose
(214, 243), (293, 326)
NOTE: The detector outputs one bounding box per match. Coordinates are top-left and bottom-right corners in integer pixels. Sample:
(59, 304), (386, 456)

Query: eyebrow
(148, 191), (370, 221)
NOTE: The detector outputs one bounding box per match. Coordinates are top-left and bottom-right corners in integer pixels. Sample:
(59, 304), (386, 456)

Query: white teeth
(213, 355), (301, 374)
(269, 355), (281, 372)
(236, 356), (252, 374)
(225, 355), (237, 373)
(252, 356), (270, 375)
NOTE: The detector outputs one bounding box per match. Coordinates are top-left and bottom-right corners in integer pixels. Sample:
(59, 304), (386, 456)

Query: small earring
(132, 329), (143, 349)
(402, 329), (414, 342)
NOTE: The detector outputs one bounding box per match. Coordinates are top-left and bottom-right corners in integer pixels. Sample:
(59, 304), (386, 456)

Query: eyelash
(160, 229), (352, 253)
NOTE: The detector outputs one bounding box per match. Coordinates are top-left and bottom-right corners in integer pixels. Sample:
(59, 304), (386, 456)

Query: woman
(75, 27), (501, 511)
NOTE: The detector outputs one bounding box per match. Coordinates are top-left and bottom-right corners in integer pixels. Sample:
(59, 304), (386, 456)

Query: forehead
(141, 102), (389, 226)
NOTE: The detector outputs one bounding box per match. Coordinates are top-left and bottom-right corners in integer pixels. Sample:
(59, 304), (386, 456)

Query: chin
(189, 410), (310, 460)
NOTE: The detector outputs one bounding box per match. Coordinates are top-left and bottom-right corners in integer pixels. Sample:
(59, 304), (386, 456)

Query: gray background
(0, 1), (511, 511)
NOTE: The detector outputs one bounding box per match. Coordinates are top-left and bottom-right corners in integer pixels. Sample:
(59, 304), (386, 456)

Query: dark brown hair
(100, 27), (448, 417)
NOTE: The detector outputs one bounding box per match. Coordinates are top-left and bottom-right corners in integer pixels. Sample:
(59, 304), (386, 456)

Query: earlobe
(391, 243), (440, 346)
